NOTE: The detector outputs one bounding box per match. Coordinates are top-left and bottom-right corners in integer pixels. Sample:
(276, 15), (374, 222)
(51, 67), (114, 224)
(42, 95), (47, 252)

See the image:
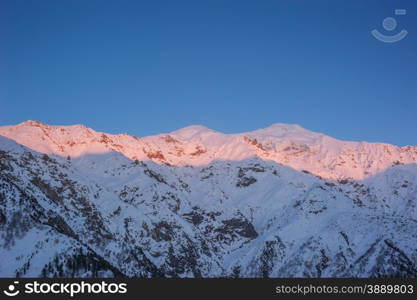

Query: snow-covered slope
(0, 121), (416, 278)
(1, 121), (416, 180)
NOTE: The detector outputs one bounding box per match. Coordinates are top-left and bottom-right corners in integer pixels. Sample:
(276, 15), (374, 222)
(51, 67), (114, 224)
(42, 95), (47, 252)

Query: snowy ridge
(0, 121), (416, 278)
(0, 120), (416, 180)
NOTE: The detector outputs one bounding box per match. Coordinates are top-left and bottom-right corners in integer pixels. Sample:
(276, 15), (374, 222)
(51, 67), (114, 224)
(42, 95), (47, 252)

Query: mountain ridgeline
(0, 121), (416, 278)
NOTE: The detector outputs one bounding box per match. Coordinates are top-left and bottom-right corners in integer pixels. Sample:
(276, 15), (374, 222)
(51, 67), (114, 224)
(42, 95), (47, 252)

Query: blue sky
(1, 0), (416, 145)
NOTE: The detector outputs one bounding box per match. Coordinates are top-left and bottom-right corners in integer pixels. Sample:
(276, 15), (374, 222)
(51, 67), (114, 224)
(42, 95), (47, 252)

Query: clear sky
(1, 0), (416, 145)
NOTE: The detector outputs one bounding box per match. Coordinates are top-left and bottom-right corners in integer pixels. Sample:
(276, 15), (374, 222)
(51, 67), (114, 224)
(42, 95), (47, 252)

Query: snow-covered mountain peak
(14, 120), (93, 136)
(245, 123), (326, 144)
(18, 120), (48, 127)
(169, 125), (221, 140)
(254, 123), (307, 133)
(1, 121), (417, 180)
(1, 120), (417, 278)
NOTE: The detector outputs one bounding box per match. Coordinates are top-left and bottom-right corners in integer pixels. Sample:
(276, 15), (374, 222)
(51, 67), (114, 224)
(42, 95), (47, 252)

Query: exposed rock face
(0, 122), (416, 278)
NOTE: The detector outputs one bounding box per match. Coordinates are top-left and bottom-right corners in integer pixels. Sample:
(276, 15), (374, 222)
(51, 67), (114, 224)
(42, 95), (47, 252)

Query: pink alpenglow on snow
(0, 120), (416, 180)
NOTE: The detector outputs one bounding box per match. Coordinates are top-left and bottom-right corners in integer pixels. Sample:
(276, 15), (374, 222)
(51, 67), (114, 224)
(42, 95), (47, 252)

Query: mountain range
(0, 120), (416, 277)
